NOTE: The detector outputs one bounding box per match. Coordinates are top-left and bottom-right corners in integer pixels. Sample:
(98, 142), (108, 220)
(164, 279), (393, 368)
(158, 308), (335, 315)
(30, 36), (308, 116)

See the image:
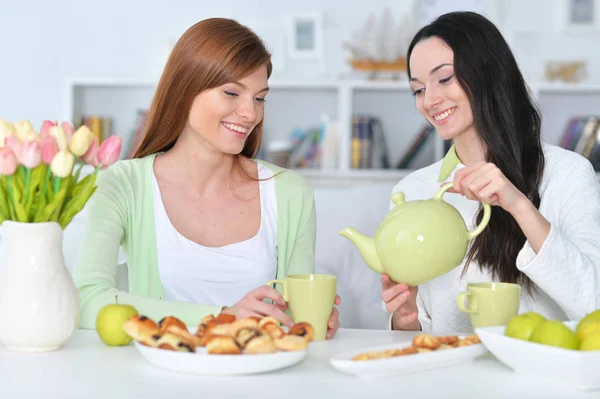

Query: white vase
(0, 221), (80, 352)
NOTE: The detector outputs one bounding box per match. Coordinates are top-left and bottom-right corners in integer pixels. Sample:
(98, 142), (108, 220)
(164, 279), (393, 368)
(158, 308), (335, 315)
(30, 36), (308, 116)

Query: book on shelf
(74, 115), (112, 144)
(559, 115), (600, 170)
(350, 115), (390, 169)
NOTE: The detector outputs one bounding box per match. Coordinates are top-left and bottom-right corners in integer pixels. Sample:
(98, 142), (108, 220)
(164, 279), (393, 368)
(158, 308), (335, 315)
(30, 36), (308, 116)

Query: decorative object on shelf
(562, 0), (600, 32)
(545, 60), (588, 83)
(344, 5), (419, 80)
(284, 11), (323, 60)
(0, 118), (122, 352)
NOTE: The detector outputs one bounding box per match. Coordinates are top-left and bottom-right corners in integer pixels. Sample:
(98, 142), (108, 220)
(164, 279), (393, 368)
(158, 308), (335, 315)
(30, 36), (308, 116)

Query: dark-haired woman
(382, 11), (600, 333)
(74, 18), (340, 337)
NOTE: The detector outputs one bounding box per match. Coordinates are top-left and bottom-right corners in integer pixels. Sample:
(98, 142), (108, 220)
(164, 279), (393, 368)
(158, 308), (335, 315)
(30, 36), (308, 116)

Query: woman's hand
(450, 161), (530, 216)
(221, 285), (293, 327)
(381, 273), (420, 331)
(450, 161), (551, 252)
(326, 295), (342, 339)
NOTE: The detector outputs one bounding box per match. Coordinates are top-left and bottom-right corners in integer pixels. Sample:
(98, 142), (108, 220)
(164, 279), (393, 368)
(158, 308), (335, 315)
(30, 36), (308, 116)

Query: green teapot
(339, 183), (491, 286)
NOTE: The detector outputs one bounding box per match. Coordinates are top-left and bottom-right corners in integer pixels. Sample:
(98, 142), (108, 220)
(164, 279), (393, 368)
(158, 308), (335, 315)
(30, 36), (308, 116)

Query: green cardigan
(74, 154), (316, 329)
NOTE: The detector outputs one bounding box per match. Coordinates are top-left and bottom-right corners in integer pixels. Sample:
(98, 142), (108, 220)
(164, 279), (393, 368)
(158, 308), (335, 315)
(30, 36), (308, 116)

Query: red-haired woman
(74, 18), (340, 338)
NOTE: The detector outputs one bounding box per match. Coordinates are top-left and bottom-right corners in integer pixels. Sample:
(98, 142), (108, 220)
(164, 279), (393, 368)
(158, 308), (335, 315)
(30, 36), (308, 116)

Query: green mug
(456, 282), (521, 329)
(266, 274), (337, 341)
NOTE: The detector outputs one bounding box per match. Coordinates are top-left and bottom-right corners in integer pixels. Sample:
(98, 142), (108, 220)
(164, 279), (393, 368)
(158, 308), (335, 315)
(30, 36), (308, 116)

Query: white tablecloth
(1, 328), (598, 399)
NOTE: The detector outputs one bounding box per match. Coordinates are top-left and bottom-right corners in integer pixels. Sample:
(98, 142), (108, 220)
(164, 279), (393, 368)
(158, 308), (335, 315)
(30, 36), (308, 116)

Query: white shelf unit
(64, 78), (600, 186)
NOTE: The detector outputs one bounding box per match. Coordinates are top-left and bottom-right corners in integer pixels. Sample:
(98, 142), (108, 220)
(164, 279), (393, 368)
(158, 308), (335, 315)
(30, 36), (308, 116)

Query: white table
(1, 328), (598, 399)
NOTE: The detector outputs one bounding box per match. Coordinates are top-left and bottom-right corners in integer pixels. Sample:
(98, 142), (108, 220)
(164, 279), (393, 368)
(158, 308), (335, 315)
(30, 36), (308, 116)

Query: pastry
(156, 332), (196, 352)
(215, 313), (236, 324)
(158, 316), (187, 333)
(438, 335), (459, 347)
(205, 335), (242, 355)
(288, 322), (315, 342)
(458, 334), (481, 347)
(412, 334), (441, 350)
(244, 334), (277, 354)
(235, 327), (262, 349)
(258, 317), (285, 339)
(352, 351), (388, 361)
(274, 335), (308, 351)
(385, 346), (418, 357)
(137, 332), (163, 348)
(206, 317), (259, 337)
(122, 315), (160, 341)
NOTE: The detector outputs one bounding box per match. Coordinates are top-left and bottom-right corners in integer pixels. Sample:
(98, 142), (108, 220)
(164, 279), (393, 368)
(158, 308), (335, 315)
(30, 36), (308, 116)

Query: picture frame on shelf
(284, 11), (323, 59)
(562, 0), (600, 32)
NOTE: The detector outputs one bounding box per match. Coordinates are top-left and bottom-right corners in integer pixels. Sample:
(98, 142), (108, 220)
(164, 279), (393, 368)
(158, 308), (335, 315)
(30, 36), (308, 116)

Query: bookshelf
(64, 78), (600, 186)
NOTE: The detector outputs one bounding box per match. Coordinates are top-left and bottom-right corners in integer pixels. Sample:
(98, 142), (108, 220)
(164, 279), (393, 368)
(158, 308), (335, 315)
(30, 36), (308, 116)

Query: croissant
(206, 317), (259, 337)
(412, 334), (441, 350)
(437, 336), (459, 347)
(258, 317), (285, 340)
(205, 335), (242, 355)
(244, 334), (277, 354)
(235, 327), (262, 349)
(215, 313), (236, 324)
(288, 322), (315, 342)
(123, 315), (160, 341)
(156, 332), (196, 352)
(158, 316), (187, 334)
(273, 335), (308, 352)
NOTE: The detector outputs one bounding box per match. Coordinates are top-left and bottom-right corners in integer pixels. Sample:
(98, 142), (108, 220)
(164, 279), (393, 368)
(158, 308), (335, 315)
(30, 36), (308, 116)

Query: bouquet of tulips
(0, 118), (122, 229)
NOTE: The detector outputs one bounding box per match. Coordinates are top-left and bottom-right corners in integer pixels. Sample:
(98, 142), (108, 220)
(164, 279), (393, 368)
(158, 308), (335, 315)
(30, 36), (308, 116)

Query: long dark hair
(406, 11), (545, 294)
(133, 18), (272, 159)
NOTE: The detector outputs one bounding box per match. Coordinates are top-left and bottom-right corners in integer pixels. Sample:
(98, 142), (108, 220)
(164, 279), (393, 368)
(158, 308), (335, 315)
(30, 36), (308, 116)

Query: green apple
(95, 296), (139, 346)
(580, 332), (600, 351)
(576, 309), (600, 341)
(530, 320), (579, 350)
(505, 312), (546, 341)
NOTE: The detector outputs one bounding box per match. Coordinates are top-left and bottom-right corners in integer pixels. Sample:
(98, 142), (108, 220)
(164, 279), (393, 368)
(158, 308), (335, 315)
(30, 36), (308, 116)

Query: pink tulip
(6, 135), (22, 162)
(81, 136), (100, 167)
(40, 120), (57, 140)
(0, 147), (18, 175)
(61, 121), (74, 144)
(41, 137), (59, 165)
(97, 136), (122, 167)
(20, 140), (42, 169)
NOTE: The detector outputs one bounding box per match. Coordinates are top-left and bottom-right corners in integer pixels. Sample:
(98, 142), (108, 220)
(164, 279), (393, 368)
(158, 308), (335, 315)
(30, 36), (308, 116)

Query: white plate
(134, 341), (307, 376)
(476, 321), (600, 391)
(329, 338), (487, 378)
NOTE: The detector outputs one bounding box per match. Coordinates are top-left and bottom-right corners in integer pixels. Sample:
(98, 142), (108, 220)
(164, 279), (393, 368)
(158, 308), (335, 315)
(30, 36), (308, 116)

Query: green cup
(266, 274), (337, 341)
(456, 282), (521, 329)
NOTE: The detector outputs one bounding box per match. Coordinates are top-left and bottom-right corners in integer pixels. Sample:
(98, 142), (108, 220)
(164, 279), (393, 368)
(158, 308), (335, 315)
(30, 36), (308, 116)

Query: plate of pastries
(123, 312), (313, 375)
(330, 333), (487, 378)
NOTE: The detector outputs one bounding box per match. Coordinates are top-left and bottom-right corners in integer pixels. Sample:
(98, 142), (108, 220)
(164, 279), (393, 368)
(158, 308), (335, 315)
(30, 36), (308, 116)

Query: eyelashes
(224, 91), (267, 103)
(410, 74), (455, 96)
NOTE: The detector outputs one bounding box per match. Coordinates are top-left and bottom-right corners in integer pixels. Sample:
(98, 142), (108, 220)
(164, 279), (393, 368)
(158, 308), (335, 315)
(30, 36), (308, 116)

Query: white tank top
(153, 163), (278, 306)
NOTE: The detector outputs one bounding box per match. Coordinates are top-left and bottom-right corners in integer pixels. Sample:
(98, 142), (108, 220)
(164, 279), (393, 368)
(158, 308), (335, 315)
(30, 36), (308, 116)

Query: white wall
(1, 0), (599, 128)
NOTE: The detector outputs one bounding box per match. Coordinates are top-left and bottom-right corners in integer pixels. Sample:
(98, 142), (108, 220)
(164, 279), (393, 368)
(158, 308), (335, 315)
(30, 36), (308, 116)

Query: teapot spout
(338, 228), (383, 274)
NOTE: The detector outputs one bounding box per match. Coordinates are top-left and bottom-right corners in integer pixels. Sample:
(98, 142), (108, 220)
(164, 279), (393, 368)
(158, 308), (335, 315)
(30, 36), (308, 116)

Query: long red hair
(133, 18), (272, 159)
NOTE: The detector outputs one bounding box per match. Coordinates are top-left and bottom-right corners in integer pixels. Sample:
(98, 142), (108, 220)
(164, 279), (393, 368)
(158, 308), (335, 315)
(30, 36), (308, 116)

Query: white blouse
(153, 163), (278, 307)
(389, 143), (600, 334)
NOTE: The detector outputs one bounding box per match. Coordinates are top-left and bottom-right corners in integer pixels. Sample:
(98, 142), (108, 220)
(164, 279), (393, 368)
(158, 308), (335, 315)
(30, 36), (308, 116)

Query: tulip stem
(73, 161), (84, 184)
(24, 168), (31, 204)
(54, 176), (61, 195)
(6, 176), (15, 220)
(41, 166), (51, 198)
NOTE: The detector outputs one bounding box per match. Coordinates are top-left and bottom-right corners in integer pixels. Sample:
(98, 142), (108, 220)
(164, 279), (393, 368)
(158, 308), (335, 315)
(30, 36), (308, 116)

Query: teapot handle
(434, 183), (492, 241)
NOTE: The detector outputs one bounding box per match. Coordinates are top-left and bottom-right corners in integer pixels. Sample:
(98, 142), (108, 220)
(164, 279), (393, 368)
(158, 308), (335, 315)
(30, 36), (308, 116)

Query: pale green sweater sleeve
(286, 198), (317, 277)
(74, 166), (221, 329)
